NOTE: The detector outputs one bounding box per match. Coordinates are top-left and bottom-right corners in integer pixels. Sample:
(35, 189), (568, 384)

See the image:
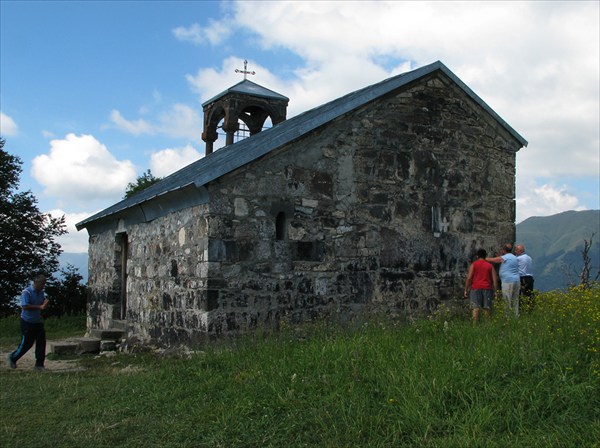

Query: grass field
(1, 286), (598, 448)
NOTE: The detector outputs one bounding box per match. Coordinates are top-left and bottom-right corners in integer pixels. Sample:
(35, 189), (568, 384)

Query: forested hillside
(516, 210), (600, 291)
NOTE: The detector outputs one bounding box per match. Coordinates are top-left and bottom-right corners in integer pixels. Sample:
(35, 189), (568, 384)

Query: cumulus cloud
(108, 104), (202, 142)
(516, 181), (587, 223)
(48, 209), (95, 253)
(157, 104), (203, 142)
(173, 19), (232, 46)
(0, 112), (18, 136)
(31, 134), (137, 202)
(150, 144), (203, 177)
(109, 110), (154, 136)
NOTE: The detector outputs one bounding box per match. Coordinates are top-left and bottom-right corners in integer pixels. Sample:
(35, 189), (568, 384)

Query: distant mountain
(516, 210), (600, 291)
(59, 252), (89, 284)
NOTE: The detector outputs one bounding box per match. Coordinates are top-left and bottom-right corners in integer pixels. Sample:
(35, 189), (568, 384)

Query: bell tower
(201, 60), (289, 156)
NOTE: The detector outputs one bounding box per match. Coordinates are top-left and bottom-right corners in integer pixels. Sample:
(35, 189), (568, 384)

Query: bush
(44, 264), (87, 318)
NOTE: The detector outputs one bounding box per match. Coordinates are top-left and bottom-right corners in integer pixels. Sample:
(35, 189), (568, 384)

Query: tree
(562, 233), (600, 290)
(0, 138), (66, 316)
(44, 264), (87, 317)
(580, 233), (600, 289)
(124, 169), (162, 199)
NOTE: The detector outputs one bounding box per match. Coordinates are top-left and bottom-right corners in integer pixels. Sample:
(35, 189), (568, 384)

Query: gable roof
(202, 79), (289, 106)
(77, 61), (527, 231)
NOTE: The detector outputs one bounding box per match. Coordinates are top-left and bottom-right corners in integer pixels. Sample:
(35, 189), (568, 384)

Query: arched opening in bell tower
(201, 75), (289, 156)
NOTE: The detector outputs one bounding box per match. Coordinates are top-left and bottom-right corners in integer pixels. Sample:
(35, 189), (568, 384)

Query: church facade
(77, 61), (527, 345)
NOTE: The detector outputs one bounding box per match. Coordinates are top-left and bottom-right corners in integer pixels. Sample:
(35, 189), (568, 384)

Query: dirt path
(2, 342), (87, 373)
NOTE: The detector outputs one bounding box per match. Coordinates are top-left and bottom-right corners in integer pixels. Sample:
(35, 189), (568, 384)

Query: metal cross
(235, 60), (256, 80)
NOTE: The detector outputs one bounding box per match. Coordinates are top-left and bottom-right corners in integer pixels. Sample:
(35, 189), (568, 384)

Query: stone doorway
(115, 232), (128, 320)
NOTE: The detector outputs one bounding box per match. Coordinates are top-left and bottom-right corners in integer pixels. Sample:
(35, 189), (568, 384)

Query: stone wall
(86, 72), (520, 346)
(88, 204), (217, 345)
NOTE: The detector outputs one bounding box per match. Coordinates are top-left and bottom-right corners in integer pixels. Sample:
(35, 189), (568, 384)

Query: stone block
(100, 340), (118, 351)
(77, 337), (102, 354)
(50, 342), (79, 355)
(90, 329), (126, 341)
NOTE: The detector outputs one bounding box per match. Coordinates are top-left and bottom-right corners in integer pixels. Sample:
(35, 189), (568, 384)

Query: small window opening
(276, 212), (287, 240)
(432, 203), (442, 237)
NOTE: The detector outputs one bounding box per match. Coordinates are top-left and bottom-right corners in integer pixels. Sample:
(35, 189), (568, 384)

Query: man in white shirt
(515, 244), (535, 311)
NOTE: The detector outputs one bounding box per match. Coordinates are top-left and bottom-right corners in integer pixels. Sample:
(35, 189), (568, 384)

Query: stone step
(50, 337), (101, 355)
(77, 337), (102, 354)
(50, 341), (79, 355)
(100, 340), (118, 351)
(90, 329), (126, 341)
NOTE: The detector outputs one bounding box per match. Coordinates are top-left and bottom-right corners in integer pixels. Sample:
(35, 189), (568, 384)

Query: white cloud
(0, 112), (18, 136)
(186, 59), (235, 96)
(108, 104), (202, 142)
(48, 209), (94, 253)
(150, 144), (203, 178)
(109, 110), (154, 136)
(31, 133), (137, 202)
(158, 104), (203, 142)
(233, 2), (516, 66)
(173, 19), (232, 46)
(516, 181), (587, 223)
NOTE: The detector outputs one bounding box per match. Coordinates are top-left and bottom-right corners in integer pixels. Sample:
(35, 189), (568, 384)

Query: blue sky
(1, 1), (599, 254)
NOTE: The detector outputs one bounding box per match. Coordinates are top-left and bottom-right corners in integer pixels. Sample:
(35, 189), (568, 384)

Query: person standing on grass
(7, 274), (49, 371)
(464, 249), (498, 323)
(515, 244), (535, 311)
(486, 244), (521, 318)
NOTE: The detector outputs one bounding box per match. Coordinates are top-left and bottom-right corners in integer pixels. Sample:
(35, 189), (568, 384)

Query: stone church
(76, 61), (527, 345)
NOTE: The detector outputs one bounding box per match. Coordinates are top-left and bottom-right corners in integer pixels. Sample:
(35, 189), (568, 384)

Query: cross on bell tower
(235, 60), (256, 80)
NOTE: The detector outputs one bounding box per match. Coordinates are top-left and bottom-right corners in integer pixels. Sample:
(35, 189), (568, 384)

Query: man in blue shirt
(7, 274), (49, 370)
(487, 244), (521, 318)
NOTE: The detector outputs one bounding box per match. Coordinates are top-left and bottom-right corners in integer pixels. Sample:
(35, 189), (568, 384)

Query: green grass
(1, 288), (599, 448)
(0, 314), (86, 347)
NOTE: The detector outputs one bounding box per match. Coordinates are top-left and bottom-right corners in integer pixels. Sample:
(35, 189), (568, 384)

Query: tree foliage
(44, 264), (87, 317)
(124, 169), (162, 199)
(0, 138), (67, 316)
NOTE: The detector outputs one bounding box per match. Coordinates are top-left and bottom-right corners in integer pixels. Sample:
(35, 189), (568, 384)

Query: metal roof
(202, 79), (289, 107)
(77, 61), (527, 231)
